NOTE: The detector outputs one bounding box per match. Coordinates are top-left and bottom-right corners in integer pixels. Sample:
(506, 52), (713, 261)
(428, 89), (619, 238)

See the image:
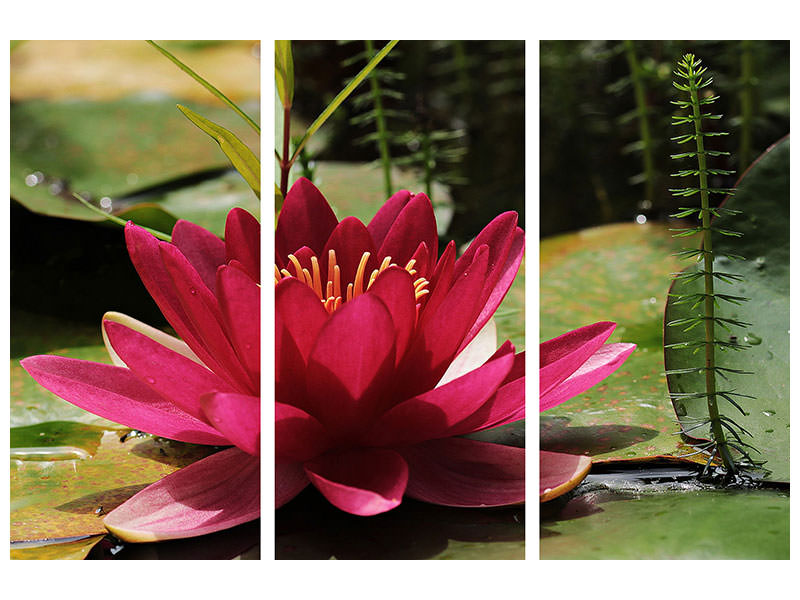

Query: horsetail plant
(666, 53), (758, 476)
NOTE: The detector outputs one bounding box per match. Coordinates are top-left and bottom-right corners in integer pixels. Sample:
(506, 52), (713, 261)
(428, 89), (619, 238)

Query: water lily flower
(539, 322), (635, 502)
(276, 177), (525, 516)
(21, 208), (261, 542)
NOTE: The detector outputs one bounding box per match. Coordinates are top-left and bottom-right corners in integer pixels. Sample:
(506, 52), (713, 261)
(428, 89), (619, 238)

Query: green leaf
(664, 137), (790, 481)
(275, 40), (294, 108)
(177, 104), (260, 199)
(540, 222), (700, 462)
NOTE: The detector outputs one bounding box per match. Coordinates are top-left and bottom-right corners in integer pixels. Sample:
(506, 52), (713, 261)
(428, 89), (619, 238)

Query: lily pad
(11, 430), (217, 542)
(541, 483), (789, 559)
(10, 97), (259, 224)
(664, 137), (790, 481)
(540, 222), (695, 461)
(10, 535), (105, 560)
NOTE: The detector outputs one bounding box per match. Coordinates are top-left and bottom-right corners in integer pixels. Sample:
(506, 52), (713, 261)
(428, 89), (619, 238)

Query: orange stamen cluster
(275, 250), (430, 314)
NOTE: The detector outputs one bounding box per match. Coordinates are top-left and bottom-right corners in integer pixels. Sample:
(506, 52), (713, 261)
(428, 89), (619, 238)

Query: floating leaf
(664, 137), (789, 481)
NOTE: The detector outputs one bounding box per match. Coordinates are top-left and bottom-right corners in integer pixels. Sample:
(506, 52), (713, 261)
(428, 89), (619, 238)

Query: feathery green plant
(666, 53), (757, 475)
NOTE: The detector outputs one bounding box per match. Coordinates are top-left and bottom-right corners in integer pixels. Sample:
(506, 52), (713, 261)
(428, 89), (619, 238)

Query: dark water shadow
(276, 488), (524, 559)
(87, 520), (260, 560)
(540, 416), (657, 456)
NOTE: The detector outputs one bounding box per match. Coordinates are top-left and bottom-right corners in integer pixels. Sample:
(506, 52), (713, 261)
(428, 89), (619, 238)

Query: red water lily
(276, 178), (525, 516)
(21, 208), (261, 542)
(539, 321), (635, 501)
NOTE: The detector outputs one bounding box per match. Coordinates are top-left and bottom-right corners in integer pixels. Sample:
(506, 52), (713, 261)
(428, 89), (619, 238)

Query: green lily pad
(10, 535), (105, 560)
(540, 222), (695, 461)
(11, 430), (217, 542)
(541, 485), (789, 559)
(664, 137), (790, 481)
(10, 97), (259, 225)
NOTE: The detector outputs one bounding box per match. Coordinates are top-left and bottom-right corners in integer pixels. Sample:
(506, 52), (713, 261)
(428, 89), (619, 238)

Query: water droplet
(189, 288), (198, 296)
(145, 376), (156, 385)
(635, 214), (647, 225)
(99, 196), (113, 211)
(674, 403), (687, 417)
(25, 171), (44, 187)
(48, 180), (65, 195)
(766, 351), (774, 360)
(744, 333), (762, 345)
(762, 410), (776, 417)
(755, 256), (766, 270)
(648, 297), (656, 304)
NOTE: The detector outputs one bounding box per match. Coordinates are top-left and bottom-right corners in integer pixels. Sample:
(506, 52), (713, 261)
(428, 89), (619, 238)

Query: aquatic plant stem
(280, 105), (291, 197)
(689, 80), (737, 474)
(624, 41), (655, 208)
(365, 40), (393, 198)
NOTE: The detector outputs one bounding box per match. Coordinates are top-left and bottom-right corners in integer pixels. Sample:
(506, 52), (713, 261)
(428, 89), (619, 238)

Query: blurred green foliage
(540, 40), (789, 237)
(289, 40), (525, 247)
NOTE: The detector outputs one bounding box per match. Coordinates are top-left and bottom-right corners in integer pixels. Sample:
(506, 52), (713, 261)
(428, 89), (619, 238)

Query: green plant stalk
(688, 79), (737, 474)
(365, 40), (393, 198)
(280, 105), (292, 197)
(624, 41), (655, 207)
(146, 40), (260, 135)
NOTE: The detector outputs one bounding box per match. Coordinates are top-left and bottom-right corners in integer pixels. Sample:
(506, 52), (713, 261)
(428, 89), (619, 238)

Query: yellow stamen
(276, 248), (430, 315)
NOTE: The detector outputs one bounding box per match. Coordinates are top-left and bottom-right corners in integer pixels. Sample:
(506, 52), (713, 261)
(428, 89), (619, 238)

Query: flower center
(275, 250), (429, 314)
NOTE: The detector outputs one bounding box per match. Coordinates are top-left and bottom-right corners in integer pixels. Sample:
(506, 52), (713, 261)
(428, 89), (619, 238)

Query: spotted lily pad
(540, 222), (697, 462)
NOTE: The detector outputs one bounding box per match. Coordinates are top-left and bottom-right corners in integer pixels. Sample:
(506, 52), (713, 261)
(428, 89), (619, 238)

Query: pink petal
(276, 402), (330, 462)
(305, 294), (396, 433)
(400, 437), (524, 507)
(160, 242), (253, 393)
(438, 318), (498, 386)
(104, 448), (259, 542)
(448, 351), (525, 435)
(367, 189), (412, 249)
(540, 342), (636, 412)
(274, 278), (328, 410)
(365, 266), (416, 365)
(540, 450), (592, 502)
(418, 240), (455, 324)
(200, 392), (260, 456)
(276, 177), (338, 260)
(400, 246), (489, 396)
(217, 265), (261, 386)
(274, 277), (329, 364)
(460, 226), (524, 351)
(276, 458), (309, 509)
(103, 320), (237, 421)
(20, 356), (229, 445)
(304, 448), (408, 516)
(225, 207), (260, 283)
(101, 311), (203, 369)
(171, 219), (226, 293)
(540, 321), (616, 398)
(125, 222), (205, 355)
(365, 342), (515, 447)
(319, 216), (377, 289)
(376, 193), (438, 275)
